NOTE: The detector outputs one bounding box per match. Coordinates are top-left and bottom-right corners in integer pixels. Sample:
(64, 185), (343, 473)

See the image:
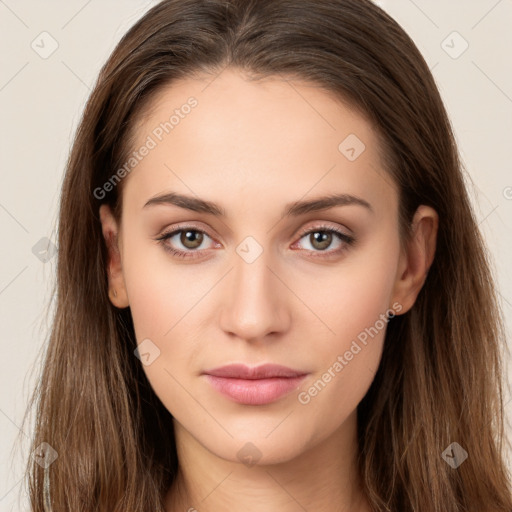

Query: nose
(219, 249), (291, 343)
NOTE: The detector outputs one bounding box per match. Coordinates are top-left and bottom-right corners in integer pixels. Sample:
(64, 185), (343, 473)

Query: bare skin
(100, 68), (438, 512)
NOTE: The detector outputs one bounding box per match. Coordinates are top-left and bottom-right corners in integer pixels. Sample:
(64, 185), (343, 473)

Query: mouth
(202, 363), (309, 405)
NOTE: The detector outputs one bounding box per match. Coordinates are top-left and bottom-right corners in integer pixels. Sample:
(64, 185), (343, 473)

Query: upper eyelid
(296, 223), (351, 237)
(159, 224), (214, 240)
(159, 221), (349, 236)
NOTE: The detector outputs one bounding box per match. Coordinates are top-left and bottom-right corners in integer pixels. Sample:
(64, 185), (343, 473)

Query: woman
(22, 0), (512, 510)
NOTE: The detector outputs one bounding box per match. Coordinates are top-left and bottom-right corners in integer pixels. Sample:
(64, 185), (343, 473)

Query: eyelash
(155, 223), (356, 260)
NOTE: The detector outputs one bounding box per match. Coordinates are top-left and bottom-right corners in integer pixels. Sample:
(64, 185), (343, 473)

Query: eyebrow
(143, 191), (373, 216)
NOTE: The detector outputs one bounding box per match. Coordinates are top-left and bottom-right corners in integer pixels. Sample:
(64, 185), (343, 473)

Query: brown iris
(180, 230), (203, 249)
(310, 231), (332, 251)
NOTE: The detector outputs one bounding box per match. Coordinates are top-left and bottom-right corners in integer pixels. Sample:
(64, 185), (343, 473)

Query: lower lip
(204, 375), (308, 405)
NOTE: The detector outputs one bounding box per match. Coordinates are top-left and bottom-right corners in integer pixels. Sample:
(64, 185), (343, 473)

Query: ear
(390, 205), (438, 314)
(99, 204), (130, 308)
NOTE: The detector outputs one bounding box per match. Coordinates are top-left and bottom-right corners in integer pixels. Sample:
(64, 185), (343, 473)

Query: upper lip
(203, 363), (308, 379)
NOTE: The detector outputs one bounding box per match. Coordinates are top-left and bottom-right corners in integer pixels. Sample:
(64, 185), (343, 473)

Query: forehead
(123, 68), (396, 217)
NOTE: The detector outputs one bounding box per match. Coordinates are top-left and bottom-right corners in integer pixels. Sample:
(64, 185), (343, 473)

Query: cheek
(300, 236), (400, 353)
(120, 233), (217, 381)
(120, 226), (197, 335)
(293, 237), (399, 414)
(120, 238), (206, 409)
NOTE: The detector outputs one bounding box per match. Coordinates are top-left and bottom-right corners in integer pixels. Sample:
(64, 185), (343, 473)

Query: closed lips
(203, 363), (308, 379)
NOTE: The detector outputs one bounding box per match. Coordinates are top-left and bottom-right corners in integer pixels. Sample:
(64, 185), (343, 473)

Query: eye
(155, 225), (217, 259)
(292, 225), (355, 257)
(155, 223), (356, 260)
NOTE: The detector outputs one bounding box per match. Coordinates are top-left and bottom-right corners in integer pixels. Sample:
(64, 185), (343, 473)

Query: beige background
(1, 0), (511, 509)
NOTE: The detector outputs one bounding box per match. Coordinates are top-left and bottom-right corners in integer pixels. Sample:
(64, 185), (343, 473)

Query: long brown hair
(20, 0), (512, 510)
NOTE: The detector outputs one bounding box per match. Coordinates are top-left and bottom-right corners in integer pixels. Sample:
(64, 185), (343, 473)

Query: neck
(164, 410), (371, 512)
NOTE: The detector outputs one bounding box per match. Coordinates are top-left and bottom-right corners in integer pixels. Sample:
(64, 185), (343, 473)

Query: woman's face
(101, 69), (418, 465)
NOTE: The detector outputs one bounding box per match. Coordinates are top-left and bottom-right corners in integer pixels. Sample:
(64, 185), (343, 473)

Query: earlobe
(99, 204), (130, 308)
(391, 205), (438, 314)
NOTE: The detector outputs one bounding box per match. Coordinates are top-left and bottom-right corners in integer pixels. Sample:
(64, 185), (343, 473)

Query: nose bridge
(219, 241), (289, 340)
